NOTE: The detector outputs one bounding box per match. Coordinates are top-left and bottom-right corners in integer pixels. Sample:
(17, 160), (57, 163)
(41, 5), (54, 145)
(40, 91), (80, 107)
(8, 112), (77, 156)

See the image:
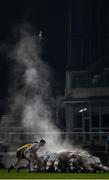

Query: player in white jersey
(45, 152), (58, 171)
(82, 155), (109, 172)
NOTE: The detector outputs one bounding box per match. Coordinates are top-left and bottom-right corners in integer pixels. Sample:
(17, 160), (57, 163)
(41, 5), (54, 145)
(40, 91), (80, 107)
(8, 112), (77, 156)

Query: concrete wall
(65, 87), (109, 98)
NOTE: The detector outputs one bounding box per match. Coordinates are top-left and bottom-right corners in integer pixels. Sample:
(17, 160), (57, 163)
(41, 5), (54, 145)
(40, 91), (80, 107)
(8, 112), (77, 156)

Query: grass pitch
(0, 170), (109, 179)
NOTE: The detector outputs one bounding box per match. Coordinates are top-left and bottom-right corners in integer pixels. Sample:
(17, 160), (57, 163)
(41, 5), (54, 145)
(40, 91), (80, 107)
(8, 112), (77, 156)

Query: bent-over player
(8, 139), (46, 172)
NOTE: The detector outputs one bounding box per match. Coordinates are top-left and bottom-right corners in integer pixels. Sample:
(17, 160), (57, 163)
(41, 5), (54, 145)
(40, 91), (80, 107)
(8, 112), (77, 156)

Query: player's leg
(97, 164), (109, 172)
(8, 150), (21, 172)
(15, 158), (22, 172)
(46, 160), (52, 171)
(14, 150), (24, 172)
(84, 164), (93, 172)
(54, 159), (60, 172)
(24, 151), (35, 172)
(28, 156), (35, 172)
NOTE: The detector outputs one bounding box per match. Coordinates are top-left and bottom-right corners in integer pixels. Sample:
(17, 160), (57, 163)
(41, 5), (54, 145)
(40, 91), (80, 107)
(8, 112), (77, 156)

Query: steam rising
(7, 24), (65, 152)
(3, 23), (88, 157)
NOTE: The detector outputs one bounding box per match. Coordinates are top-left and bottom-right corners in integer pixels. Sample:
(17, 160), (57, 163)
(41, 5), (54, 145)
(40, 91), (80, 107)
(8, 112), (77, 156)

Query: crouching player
(42, 152), (59, 172)
(90, 156), (109, 172)
(8, 139), (46, 172)
(83, 155), (109, 172)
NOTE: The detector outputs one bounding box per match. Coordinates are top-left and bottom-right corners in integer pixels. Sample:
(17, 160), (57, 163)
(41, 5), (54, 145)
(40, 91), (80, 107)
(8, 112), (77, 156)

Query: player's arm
(32, 148), (40, 161)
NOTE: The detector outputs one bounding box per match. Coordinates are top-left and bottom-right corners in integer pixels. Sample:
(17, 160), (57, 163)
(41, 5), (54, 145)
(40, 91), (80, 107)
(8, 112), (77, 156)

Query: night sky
(0, 0), (67, 103)
(0, 0), (109, 113)
(0, 0), (67, 72)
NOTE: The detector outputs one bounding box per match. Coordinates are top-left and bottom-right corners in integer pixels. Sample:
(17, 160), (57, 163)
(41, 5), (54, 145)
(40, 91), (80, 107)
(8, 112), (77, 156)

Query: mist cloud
(1, 23), (89, 157)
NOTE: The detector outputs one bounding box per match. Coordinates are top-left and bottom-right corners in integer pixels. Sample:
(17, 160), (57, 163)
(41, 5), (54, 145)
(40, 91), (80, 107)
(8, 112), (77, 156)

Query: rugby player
(40, 152), (59, 172)
(8, 139), (46, 172)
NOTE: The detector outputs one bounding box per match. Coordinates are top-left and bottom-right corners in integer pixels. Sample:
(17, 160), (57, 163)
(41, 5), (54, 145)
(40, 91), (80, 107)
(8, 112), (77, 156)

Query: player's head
(40, 139), (46, 146)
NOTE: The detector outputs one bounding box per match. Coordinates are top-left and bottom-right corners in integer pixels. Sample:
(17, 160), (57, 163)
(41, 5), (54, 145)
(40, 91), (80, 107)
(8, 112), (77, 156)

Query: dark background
(0, 0), (109, 114)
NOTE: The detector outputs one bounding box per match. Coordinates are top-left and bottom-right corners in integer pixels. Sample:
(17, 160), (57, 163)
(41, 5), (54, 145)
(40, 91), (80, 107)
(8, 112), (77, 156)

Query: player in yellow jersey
(8, 139), (46, 172)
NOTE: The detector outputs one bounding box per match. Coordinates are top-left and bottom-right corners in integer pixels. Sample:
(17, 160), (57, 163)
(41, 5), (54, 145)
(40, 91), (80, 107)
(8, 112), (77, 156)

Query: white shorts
(24, 149), (31, 158)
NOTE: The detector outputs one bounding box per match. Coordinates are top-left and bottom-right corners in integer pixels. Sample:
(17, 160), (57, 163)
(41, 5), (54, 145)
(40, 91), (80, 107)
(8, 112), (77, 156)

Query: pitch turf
(0, 171), (109, 179)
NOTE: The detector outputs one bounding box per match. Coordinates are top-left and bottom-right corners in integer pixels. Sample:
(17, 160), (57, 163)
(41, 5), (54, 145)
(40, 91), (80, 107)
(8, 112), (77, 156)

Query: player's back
(24, 142), (40, 154)
(17, 143), (32, 152)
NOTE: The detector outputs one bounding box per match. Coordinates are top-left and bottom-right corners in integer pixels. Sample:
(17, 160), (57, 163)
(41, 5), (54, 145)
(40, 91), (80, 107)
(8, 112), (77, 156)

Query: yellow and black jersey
(16, 143), (32, 159)
(17, 143), (32, 152)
